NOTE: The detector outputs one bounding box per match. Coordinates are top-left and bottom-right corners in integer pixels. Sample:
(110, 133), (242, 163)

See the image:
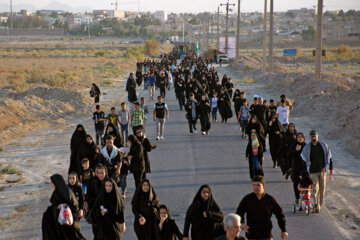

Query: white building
(81, 16), (93, 24)
(152, 10), (167, 22)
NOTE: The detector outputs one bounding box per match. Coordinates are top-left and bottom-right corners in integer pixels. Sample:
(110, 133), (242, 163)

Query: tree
(50, 12), (59, 18)
(301, 25), (315, 41)
(189, 16), (200, 25)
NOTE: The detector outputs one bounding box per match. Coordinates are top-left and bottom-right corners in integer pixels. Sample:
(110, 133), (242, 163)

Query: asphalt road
(0, 74), (347, 240)
(82, 86), (345, 239)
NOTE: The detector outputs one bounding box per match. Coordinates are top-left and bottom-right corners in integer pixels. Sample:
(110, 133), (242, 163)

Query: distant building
(152, 10), (167, 22)
(0, 17), (8, 24)
(36, 10), (65, 16)
(20, 10), (30, 16)
(43, 17), (57, 25)
(81, 16), (93, 24)
(93, 10), (125, 19)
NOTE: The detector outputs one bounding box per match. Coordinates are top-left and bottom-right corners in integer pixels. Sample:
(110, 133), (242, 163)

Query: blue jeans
(212, 107), (217, 120)
(120, 174), (127, 194)
(178, 96), (185, 110)
(82, 183), (87, 195)
(120, 123), (128, 142)
(95, 128), (104, 145)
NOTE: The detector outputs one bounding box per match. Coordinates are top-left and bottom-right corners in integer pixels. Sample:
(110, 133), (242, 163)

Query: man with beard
(301, 130), (334, 213)
(135, 127), (156, 179)
(99, 135), (121, 185)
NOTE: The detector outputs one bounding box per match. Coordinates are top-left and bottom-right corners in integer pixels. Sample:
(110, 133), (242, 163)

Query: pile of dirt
(0, 85), (92, 147)
(229, 57), (360, 157)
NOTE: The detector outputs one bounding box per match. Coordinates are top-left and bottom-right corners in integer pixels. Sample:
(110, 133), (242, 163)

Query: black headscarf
(104, 123), (123, 147)
(50, 174), (80, 215)
(132, 179), (158, 204)
(191, 184), (218, 212)
(98, 178), (124, 216)
(71, 124), (87, 150)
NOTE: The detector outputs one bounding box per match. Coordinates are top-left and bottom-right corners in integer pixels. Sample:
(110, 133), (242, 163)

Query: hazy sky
(12, 0), (360, 13)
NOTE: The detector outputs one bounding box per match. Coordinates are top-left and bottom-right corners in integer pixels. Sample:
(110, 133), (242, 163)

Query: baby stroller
(293, 185), (315, 215)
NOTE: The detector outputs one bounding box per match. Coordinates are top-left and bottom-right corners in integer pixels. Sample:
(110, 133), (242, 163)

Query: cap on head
(309, 130), (318, 137)
(134, 102), (140, 106)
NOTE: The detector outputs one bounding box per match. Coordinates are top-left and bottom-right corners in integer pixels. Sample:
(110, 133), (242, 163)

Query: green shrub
(123, 46), (144, 59)
(144, 39), (160, 57)
(1, 165), (22, 175)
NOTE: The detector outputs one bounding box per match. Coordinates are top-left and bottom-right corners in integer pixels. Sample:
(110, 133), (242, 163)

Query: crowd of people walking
(42, 43), (334, 240)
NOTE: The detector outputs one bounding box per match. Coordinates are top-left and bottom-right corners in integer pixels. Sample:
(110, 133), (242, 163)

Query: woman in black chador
(131, 179), (160, 240)
(77, 134), (101, 171)
(42, 174), (86, 240)
(69, 124), (87, 174)
(136, 69), (143, 87)
(266, 114), (285, 169)
(95, 178), (126, 240)
(103, 123), (124, 148)
(126, 73), (137, 103)
(246, 116), (266, 149)
(157, 204), (183, 240)
(183, 185), (224, 240)
(198, 95), (212, 135)
(217, 88), (233, 123)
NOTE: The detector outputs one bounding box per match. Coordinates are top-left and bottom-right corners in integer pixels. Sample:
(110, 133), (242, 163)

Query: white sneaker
(201, 131), (206, 135)
(194, 130), (198, 134)
(156, 136), (160, 140)
(160, 136), (164, 140)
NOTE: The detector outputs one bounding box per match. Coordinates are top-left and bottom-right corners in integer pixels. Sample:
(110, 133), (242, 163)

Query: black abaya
(217, 92), (233, 121)
(95, 178), (125, 240)
(183, 185), (224, 240)
(126, 77), (137, 103)
(69, 125), (87, 174)
(42, 174), (86, 240)
(198, 100), (211, 132)
(131, 179), (160, 240)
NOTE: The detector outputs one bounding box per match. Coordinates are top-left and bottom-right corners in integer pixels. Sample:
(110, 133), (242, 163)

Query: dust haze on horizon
(4, 0), (360, 13)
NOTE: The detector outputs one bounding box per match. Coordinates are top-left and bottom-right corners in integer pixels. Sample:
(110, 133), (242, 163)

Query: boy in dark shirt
(236, 176), (288, 240)
(79, 158), (95, 195)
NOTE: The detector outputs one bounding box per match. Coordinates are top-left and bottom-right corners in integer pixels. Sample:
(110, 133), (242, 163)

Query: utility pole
(10, 0), (13, 29)
(221, 1), (235, 54)
(262, 0), (267, 73)
(235, 0), (241, 62)
(315, 0), (323, 80)
(268, 0), (274, 73)
(217, 6), (220, 50)
(182, 20), (185, 42)
(211, 14), (214, 45)
(111, 0), (119, 11)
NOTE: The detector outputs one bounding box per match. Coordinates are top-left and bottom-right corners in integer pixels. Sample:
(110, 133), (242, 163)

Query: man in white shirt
(276, 99), (290, 130)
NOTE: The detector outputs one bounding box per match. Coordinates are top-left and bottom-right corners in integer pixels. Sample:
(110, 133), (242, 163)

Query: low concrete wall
(0, 29), (64, 36)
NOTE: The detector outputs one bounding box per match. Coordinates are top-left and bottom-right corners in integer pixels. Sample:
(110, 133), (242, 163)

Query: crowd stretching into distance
(42, 44), (334, 240)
